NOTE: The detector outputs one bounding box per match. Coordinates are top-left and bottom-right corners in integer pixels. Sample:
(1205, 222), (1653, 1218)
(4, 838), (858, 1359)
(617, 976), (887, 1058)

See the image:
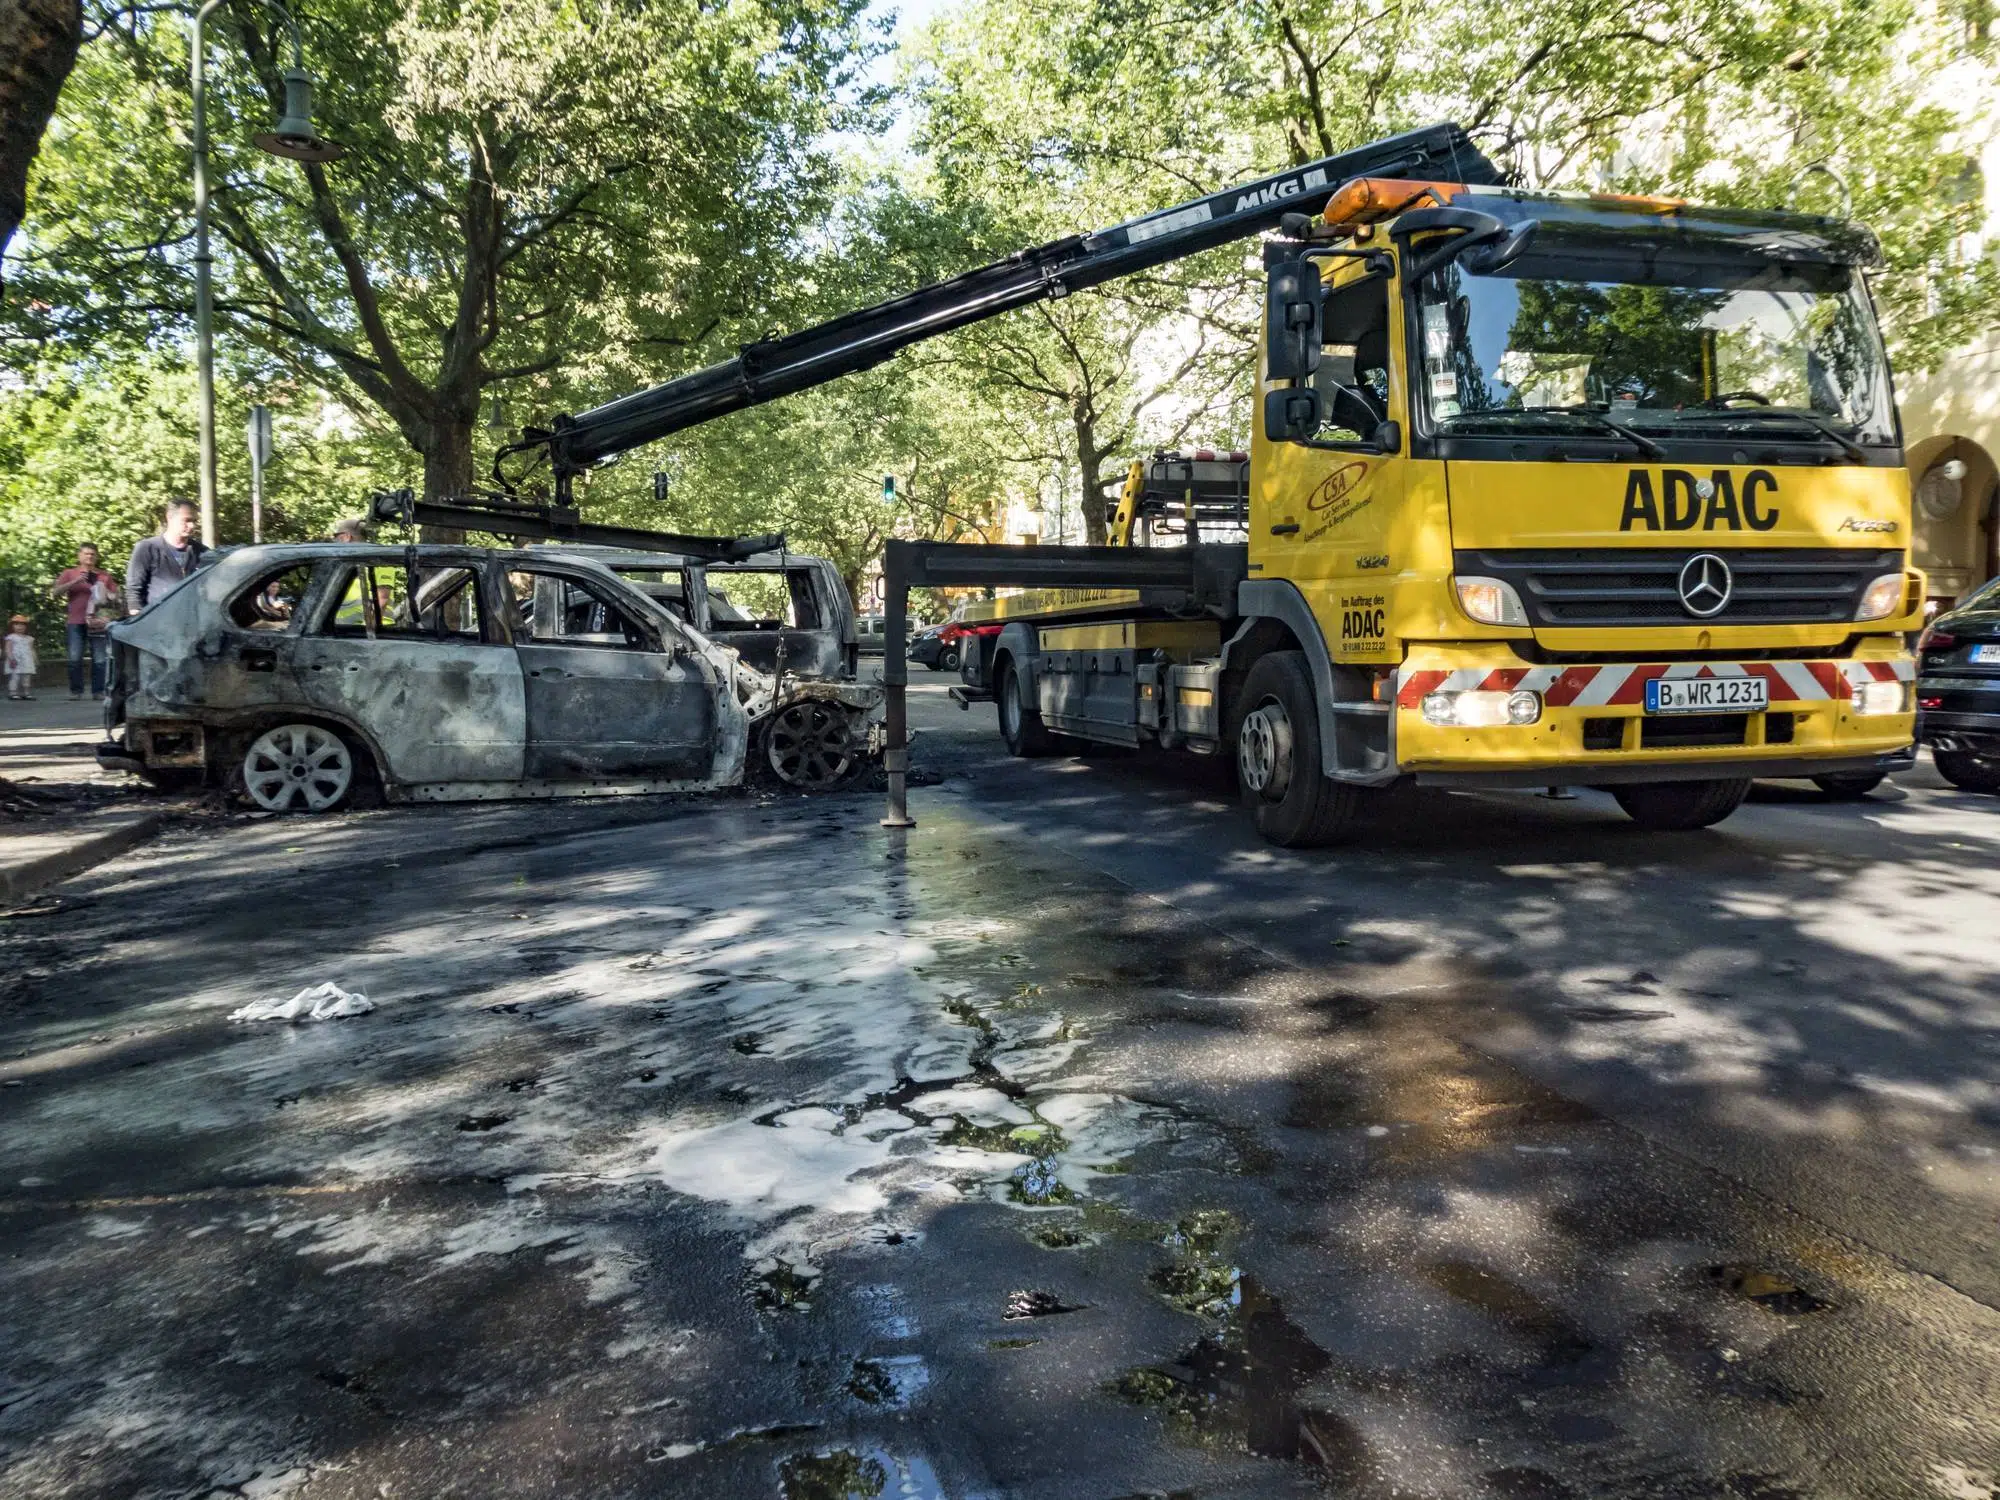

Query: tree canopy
(2, 0), (1995, 616)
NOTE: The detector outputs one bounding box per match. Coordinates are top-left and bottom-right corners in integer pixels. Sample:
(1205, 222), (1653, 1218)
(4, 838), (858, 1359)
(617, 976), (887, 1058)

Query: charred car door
(699, 563), (847, 679)
(296, 561), (526, 784)
(504, 566), (717, 779)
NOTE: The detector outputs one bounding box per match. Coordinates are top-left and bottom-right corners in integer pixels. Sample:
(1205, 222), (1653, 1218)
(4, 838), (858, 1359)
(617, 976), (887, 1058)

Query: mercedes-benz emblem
(1678, 553), (1733, 617)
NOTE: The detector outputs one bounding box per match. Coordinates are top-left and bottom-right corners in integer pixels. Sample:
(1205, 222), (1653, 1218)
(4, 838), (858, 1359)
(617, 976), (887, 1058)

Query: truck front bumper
(1394, 649), (1916, 786)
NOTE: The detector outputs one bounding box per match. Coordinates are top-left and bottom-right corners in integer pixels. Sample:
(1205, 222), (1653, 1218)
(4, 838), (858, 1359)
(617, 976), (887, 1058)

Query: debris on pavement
(228, 981), (375, 1023)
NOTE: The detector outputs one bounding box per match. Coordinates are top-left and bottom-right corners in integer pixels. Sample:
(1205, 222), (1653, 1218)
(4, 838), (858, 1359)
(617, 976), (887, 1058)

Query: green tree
(0, 350), (402, 630)
(885, 0), (1257, 543)
(1047, 0), (1998, 374)
(5, 0), (879, 503)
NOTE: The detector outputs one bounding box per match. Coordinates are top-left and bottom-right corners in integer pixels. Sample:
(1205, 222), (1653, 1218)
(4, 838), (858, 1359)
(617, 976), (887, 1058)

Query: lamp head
(254, 68), (346, 163)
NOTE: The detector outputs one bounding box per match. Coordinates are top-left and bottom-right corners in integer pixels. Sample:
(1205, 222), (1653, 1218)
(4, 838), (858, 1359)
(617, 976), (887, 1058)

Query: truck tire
(1235, 650), (1358, 847)
(1611, 777), (1751, 830)
(1810, 770), (1885, 799)
(1935, 748), (2000, 794)
(997, 659), (1054, 757)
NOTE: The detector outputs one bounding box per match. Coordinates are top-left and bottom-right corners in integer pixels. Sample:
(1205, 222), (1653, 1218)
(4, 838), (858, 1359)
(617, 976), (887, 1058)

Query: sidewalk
(0, 696), (162, 906)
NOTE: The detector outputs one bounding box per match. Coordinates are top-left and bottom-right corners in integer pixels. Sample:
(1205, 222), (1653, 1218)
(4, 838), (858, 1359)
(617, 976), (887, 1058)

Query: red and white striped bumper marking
(1395, 658), (1913, 710)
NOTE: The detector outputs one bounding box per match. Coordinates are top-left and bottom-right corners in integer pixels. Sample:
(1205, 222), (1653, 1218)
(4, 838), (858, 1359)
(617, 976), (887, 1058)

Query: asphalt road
(0, 671), (1995, 1499)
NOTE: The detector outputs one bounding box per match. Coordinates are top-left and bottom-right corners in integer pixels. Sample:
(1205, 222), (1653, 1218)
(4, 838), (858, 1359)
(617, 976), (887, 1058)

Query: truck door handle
(1269, 522), (1300, 536)
(242, 647), (276, 672)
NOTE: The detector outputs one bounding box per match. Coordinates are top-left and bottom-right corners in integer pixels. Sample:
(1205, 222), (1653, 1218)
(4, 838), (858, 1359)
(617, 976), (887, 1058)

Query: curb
(0, 813), (165, 907)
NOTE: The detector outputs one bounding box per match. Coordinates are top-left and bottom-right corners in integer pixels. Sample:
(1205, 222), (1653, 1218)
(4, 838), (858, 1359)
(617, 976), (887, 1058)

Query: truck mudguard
(1229, 580), (1348, 780)
(993, 621), (1041, 697)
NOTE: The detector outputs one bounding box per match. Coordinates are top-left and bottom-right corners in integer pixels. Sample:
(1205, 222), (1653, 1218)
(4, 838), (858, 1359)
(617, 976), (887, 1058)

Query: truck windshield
(1412, 241), (1895, 452)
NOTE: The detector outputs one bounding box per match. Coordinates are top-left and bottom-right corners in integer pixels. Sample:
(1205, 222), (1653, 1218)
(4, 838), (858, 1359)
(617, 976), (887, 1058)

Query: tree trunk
(415, 411), (475, 543)
(0, 0), (81, 287)
(1074, 411), (1111, 546)
(422, 413), (475, 504)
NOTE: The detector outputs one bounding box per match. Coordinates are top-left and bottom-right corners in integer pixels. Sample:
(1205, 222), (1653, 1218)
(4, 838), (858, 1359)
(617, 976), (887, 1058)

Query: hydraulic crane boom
(518, 122), (1499, 492)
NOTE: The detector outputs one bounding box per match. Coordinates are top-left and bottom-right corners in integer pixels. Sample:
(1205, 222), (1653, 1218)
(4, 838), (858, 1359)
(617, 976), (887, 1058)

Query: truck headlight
(1421, 689), (1542, 727)
(1855, 572), (1906, 622)
(1850, 680), (1906, 716)
(1454, 576), (1528, 627)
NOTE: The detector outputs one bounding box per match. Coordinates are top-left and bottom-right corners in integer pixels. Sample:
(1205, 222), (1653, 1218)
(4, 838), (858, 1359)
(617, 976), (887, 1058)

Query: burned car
(97, 544), (881, 811)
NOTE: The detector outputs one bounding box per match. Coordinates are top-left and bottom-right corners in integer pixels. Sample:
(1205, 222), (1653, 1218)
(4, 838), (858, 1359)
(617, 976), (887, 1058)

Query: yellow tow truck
(501, 123), (1919, 844)
(954, 175), (1920, 843)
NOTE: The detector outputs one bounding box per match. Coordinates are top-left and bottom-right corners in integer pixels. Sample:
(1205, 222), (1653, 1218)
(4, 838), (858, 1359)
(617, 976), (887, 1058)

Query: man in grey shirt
(126, 499), (209, 613)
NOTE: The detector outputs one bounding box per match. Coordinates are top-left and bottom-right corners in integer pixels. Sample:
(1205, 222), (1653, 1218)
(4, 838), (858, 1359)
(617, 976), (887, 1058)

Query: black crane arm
(523, 122), (1498, 486)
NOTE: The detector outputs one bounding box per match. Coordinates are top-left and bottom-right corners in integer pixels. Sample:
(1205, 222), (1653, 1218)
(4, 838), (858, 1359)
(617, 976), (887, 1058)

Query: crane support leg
(878, 539), (1207, 827)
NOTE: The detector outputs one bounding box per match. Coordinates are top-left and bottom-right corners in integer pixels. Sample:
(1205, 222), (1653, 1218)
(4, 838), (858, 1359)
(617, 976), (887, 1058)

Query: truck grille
(1456, 548), (1902, 628)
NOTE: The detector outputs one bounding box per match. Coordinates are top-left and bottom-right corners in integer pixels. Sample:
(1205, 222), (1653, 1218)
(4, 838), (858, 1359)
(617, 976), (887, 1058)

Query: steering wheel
(1701, 390), (1771, 408)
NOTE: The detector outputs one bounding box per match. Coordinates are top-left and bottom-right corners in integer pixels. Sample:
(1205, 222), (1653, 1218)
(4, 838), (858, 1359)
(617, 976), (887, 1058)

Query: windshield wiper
(1677, 408), (1869, 462)
(1487, 405), (1667, 459)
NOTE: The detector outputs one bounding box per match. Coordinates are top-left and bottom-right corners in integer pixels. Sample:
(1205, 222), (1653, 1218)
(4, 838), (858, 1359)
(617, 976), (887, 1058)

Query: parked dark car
(1917, 576), (2000, 793)
(907, 621), (962, 672)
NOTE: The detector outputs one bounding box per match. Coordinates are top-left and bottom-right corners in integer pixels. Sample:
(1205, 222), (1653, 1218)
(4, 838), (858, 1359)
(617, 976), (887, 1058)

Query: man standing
(126, 499), (209, 614)
(48, 542), (119, 699)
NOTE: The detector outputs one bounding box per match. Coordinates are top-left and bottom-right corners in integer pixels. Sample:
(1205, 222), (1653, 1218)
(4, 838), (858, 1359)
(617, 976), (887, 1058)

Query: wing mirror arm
(1400, 212), (1541, 285)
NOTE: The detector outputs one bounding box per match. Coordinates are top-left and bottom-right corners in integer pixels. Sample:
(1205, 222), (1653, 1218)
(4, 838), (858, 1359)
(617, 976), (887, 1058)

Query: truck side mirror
(1265, 254), (1323, 385)
(1264, 386), (1325, 444)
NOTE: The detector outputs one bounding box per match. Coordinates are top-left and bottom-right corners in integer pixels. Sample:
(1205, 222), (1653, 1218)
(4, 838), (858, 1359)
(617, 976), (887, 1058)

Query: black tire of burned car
(1916, 578), (2000, 795)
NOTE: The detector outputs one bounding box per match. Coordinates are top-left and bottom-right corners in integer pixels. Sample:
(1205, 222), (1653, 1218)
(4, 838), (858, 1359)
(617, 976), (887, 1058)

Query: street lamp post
(189, 0), (343, 547)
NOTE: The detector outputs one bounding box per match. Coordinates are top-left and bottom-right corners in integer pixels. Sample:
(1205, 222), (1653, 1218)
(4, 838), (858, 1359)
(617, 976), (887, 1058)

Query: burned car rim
(242, 724), (354, 812)
(764, 700), (860, 789)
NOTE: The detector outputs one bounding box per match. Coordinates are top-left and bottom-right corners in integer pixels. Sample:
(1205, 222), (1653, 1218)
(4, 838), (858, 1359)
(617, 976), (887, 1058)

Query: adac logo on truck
(1337, 589), (1394, 662)
(1619, 469), (1781, 532)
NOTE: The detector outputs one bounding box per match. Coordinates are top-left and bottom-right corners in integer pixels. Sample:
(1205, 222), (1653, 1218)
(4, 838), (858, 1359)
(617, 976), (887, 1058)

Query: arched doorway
(1908, 435), (1998, 610)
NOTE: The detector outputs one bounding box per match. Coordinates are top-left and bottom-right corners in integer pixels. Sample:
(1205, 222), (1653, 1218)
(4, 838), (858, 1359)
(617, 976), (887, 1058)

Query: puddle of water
(1006, 1155), (1075, 1206)
(750, 1260), (819, 1311)
(778, 1449), (886, 1499)
(779, 1448), (946, 1500)
(1706, 1264), (1834, 1316)
(1109, 1275), (1333, 1459)
(1149, 1211), (1242, 1318)
(845, 1354), (930, 1408)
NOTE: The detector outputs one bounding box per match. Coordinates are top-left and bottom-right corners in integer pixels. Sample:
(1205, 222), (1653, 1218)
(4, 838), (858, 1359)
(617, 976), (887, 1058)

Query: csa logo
(1620, 469), (1780, 532)
(1307, 461), (1370, 512)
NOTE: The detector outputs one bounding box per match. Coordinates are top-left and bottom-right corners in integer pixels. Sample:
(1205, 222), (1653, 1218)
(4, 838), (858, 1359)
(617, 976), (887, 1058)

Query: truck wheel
(1935, 748), (2000, 794)
(997, 660), (1054, 757)
(1810, 770), (1885, 800)
(1611, 777), (1751, 830)
(1235, 651), (1357, 847)
(941, 646), (961, 672)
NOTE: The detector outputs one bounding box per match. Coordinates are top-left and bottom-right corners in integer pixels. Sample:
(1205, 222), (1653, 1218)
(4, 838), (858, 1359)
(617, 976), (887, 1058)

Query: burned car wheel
(239, 723), (357, 813)
(763, 701), (863, 790)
